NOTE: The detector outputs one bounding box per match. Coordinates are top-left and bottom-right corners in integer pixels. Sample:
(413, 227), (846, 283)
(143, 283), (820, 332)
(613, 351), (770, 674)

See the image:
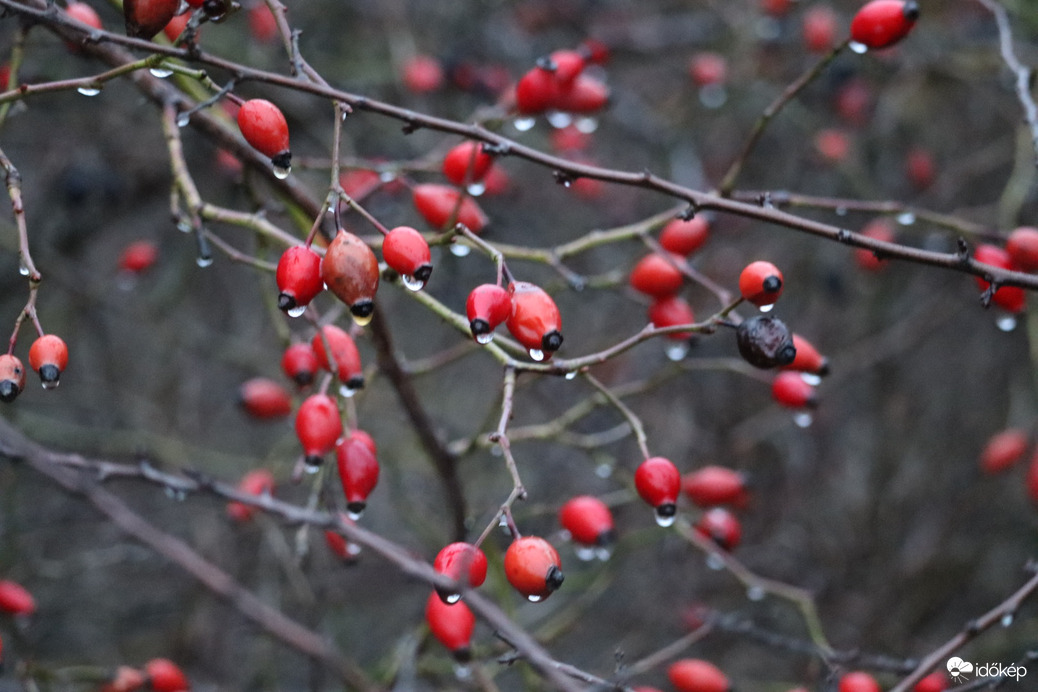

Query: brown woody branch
(0, 416), (588, 692)
(5, 0), (1038, 293)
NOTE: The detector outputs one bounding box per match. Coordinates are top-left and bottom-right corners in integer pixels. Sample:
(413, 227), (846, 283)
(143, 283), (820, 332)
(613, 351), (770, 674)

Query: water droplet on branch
(149, 67), (173, 79)
(849, 41), (868, 54)
(512, 117), (536, 132)
(77, 86), (102, 96)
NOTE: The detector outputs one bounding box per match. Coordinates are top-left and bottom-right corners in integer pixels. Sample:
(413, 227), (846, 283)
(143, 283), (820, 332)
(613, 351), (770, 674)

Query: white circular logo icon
(947, 657), (974, 682)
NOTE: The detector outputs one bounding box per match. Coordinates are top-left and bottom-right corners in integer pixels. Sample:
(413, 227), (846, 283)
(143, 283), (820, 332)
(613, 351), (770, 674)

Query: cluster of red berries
(98, 658), (190, 692)
(514, 46), (610, 117)
(465, 280), (563, 360)
(971, 227), (1038, 315)
(633, 455), (752, 551)
(630, 215), (711, 346)
(275, 225), (433, 321)
(0, 333), (69, 403)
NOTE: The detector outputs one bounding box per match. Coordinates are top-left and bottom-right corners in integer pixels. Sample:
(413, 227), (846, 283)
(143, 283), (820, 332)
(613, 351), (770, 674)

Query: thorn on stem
(957, 237), (971, 264)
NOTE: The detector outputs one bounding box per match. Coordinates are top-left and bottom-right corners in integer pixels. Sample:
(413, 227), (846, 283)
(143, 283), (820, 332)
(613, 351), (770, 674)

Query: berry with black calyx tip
(466, 283), (511, 343)
(634, 456), (682, 525)
(783, 334), (829, 376)
(294, 393), (342, 469)
(276, 245), (323, 315)
(28, 334), (68, 388)
(425, 591), (476, 661)
(0, 354), (26, 402)
(738, 260), (784, 309)
(281, 342), (319, 388)
(504, 535), (564, 602)
(310, 324), (364, 391)
(382, 226), (432, 289)
(321, 230), (380, 323)
(850, 0), (919, 50)
(336, 434), (380, 517)
(506, 281), (563, 359)
(237, 98), (291, 169)
(735, 315), (796, 369)
(693, 507), (742, 551)
(558, 495), (616, 547)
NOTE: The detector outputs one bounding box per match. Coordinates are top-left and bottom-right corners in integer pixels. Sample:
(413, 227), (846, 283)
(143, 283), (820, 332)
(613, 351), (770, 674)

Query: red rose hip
(634, 456), (681, 525)
(237, 98), (291, 171)
(504, 535), (564, 602)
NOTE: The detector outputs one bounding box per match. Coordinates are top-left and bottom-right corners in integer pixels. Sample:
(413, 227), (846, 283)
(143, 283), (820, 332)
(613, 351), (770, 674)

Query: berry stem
(583, 372), (651, 461)
(718, 39), (849, 196)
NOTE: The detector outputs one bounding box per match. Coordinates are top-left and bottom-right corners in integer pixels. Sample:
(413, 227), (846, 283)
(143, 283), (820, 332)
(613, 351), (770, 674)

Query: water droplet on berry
(149, 67), (174, 78)
(996, 314), (1018, 332)
(595, 546), (613, 561)
(849, 40), (868, 54)
(526, 594), (544, 603)
(401, 274), (425, 292)
(575, 545), (597, 562)
(475, 332), (494, 345)
(747, 586), (765, 601)
(793, 411), (814, 428)
(666, 343), (690, 361)
(575, 117), (598, 133)
(800, 373), (822, 386)
(654, 508), (676, 527)
(444, 592), (461, 604)
(528, 348), (545, 361)
(196, 254), (214, 268)
(1001, 612), (1014, 627)
(706, 553), (725, 570)
(347, 508), (364, 521)
(564, 371), (577, 380)
(176, 112), (191, 127)
(351, 312), (373, 327)
(466, 182), (486, 197)
(449, 244), (471, 257)
(699, 84), (727, 109)
(77, 86), (102, 96)
(339, 384), (358, 398)
(304, 462), (321, 475)
(759, 303), (775, 313)
(512, 116), (536, 132)
(273, 165), (291, 179)
(547, 110), (572, 129)
(41, 379), (59, 390)
(896, 212), (916, 225)
(286, 305), (306, 318)
(595, 463), (612, 478)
